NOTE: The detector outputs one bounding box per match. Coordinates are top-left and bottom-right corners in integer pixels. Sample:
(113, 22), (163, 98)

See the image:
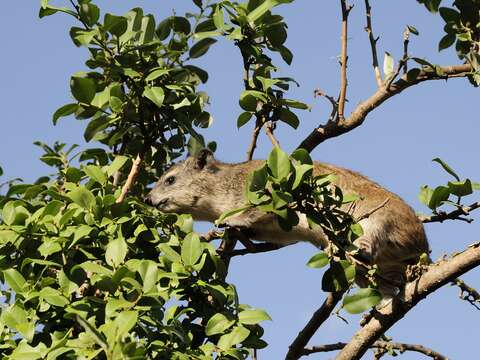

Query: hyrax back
(146, 150), (429, 288)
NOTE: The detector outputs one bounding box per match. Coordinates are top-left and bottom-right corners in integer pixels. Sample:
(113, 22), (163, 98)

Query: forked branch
(419, 201), (480, 223)
(298, 64), (472, 153)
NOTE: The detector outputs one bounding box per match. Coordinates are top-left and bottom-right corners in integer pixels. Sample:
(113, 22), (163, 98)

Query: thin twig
(264, 121), (280, 147)
(364, 0), (382, 87)
(356, 198), (390, 222)
(285, 291), (345, 360)
(116, 152), (145, 203)
(419, 201), (480, 223)
(402, 27), (410, 74)
(229, 242), (284, 257)
(246, 116), (262, 160)
(302, 340), (448, 359)
(338, 0), (352, 121)
(451, 278), (480, 310)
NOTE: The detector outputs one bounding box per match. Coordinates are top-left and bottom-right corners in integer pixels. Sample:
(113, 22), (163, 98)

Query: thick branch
(336, 242), (480, 360)
(338, 1), (351, 121)
(298, 64), (472, 153)
(303, 340), (447, 359)
(116, 152), (145, 203)
(364, 0), (382, 87)
(285, 291), (345, 360)
(419, 201), (480, 223)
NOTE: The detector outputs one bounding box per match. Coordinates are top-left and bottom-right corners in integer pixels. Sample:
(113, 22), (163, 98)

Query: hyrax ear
(193, 149), (216, 171)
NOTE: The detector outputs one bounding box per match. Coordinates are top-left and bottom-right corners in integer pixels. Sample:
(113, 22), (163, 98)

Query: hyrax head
(145, 149), (219, 218)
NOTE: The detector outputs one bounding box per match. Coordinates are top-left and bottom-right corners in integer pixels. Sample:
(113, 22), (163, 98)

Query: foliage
(1, 0), (480, 358)
(419, 157), (480, 212)
(0, 144), (269, 359)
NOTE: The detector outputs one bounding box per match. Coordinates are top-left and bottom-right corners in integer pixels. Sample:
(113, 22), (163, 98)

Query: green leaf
(428, 185), (450, 209)
(292, 164), (313, 189)
(205, 313), (235, 336)
(138, 260), (158, 293)
(438, 33), (456, 51)
(70, 77), (96, 104)
(145, 68), (171, 82)
(213, 5), (225, 31)
(114, 311), (138, 338)
(279, 108), (299, 129)
(239, 90), (268, 111)
(406, 68), (421, 82)
(84, 165), (107, 185)
(322, 260), (356, 292)
(67, 187), (95, 210)
(306, 252), (329, 268)
(143, 86), (165, 108)
(448, 179), (473, 197)
(84, 116), (109, 142)
(432, 157), (460, 181)
(52, 103), (78, 125)
(267, 146), (291, 180)
(280, 99), (309, 110)
(40, 287), (69, 307)
(106, 237), (128, 268)
(237, 112), (253, 128)
(181, 233), (203, 266)
(350, 223), (364, 237)
(439, 7), (460, 23)
(343, 288), (382, 314)
(216, 205), (251, 225)
(279, 45), (293, 65)
(418, 185), (433, 207)
(104, 13), (128, 37)
(383, 51), (394, 77)
(249, 165), (268, 192)
(1, 304), (34, 342)
(107, 155), (129, 176)
(247, 0), (292, 22)
(143, 86), (165, 107)
(407, 25), (419, 35)
(189, 38), (217, 59)
(79, 3), (100, 27)
(218, 325), (250, 350)
(3, 269), (27, 293)
(139, 14), (156, 44)
(238, 309), (271, 325)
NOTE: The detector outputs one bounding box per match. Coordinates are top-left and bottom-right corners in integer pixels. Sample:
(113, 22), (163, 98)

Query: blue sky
(1, 1), (479, 359)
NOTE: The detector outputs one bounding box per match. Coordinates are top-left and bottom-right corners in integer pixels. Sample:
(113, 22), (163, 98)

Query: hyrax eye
(165, 176), (176, 185)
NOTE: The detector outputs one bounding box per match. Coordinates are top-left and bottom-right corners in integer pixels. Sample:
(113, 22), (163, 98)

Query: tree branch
(246, 116), (262, 160)
(364, 0), (382, 87)
(264, 121), (280, 148)
(419, 201), (480, 223)
(298, 64), (472, 153)
(302, 340), (448, 359)
(116, 152), (145, 203)
(285, 291), (345, 360)
(338, 1), (352, 121)
(335, 242), (480, 360)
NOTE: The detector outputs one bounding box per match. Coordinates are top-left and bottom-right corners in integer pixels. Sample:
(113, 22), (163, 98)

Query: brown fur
(146, 150), (429, 291)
